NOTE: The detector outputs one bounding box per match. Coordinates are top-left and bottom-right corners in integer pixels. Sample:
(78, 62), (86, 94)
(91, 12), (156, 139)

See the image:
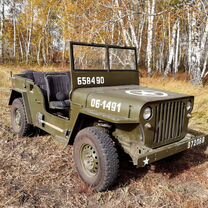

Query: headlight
(143, 107), (152, 120)
(187, 101), (193, 112)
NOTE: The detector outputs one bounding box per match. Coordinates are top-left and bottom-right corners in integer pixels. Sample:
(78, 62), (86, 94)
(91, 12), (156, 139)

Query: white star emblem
(143, 157), (149, 166)
(125, 90), (168, 98)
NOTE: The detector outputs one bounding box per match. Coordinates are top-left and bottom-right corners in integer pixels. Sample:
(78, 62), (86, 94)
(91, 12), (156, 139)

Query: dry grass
(0, 66), (208, 208)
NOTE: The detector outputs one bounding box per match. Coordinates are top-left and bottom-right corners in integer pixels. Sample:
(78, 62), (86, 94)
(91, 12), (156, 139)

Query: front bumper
(137, 129), (208, 167)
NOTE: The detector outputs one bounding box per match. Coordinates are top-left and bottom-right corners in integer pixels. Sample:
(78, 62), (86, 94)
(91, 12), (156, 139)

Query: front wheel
(73, 127), (119, 191)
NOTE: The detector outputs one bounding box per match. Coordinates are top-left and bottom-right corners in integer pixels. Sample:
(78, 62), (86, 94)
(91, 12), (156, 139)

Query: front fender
(80, 108), (139, 124)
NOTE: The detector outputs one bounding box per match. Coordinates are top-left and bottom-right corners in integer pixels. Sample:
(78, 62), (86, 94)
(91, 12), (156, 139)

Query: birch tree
(0, 0), (5, 63)
(200, 16), (208, 78)
(146, 0), (156, 76)
(189, 0), (208, 85)
(165, 19), (179, 76)
(12, 0), (16, 59)
(115, 0), (130, 46)
(25, 0), (34, 64)
(190, 10), (202, 85)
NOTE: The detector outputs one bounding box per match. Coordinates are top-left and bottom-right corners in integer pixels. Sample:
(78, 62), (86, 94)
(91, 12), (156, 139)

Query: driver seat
(45, 74), (70, 110)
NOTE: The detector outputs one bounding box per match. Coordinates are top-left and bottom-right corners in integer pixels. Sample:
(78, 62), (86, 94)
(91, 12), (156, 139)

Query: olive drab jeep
(9, 42), (208, 191)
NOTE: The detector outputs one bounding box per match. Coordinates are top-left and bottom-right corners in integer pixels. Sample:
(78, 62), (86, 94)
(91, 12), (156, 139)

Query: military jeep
(9, 42), (208, 191)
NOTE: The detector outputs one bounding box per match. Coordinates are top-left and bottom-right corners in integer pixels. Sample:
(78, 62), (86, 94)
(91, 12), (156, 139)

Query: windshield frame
(70, 41), (138, 72)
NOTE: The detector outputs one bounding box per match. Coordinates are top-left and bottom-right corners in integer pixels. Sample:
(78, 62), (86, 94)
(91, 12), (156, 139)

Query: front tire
(73, 127), (119, 191)
(11, 98), (33, 137)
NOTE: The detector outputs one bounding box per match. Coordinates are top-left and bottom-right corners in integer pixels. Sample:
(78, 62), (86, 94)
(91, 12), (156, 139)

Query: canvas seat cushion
(45, 74), (70, 110)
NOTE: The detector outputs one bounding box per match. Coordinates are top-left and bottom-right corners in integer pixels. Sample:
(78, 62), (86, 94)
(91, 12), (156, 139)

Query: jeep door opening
(9, 42), (208, 191)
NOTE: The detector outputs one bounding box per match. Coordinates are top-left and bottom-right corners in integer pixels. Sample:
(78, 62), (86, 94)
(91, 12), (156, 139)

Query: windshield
(109, 48), (136, 70)
(72, 43), (137, 71)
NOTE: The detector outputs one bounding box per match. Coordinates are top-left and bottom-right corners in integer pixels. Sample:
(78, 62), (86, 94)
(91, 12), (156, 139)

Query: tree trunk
(125, 2), (138, 48)
(200, 17), (208, 78)
(26, 1), (34, 64)
(42, 39), (47, 65)
(115, 0), (130, 46)
(146, 0), (156, 76)
(13, 0), (16, 60)
(164, 20), (179, 76)
(188, 10), (192, 74)
(0, 0), (5, 63)
(13, 18), (16, 59)
(174, 20), (180, 74)
(19, 35), (24, 61)
(137, 14), (145, 65)
(201, 51), (208, 78)
(62, 39), (66, 65)
(37, 38), (42, 65)
(190, 9), (203, 85)
(158, 16), (166, 73)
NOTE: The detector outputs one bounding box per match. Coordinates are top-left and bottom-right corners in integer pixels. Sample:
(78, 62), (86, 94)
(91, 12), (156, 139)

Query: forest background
(0, 0), (208, 85)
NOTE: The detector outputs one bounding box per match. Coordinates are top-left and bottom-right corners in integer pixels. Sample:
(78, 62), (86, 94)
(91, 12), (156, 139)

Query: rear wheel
(73, 127), (119, 191)
(11, 98), (33, 137)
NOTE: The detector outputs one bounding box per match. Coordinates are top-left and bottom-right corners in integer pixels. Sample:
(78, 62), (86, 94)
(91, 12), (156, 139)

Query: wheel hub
(81, 144), (99, 176)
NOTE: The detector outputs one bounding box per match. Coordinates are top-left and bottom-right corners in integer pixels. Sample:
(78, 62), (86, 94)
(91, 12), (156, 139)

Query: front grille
(153, 100), (186, 145)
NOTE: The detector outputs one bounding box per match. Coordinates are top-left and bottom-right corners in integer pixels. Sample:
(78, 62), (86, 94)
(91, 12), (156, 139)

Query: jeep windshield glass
(73, 45), (108, 70)
(72, 43), (137, 71)
(109, 48), (136, 70)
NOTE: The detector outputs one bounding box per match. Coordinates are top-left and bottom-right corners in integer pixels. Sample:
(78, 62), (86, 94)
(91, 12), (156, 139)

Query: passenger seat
(45, 74), (70, 110)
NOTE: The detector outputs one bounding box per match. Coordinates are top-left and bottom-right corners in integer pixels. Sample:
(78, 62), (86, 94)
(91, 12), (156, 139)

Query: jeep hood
(72, 85), (193, 123)
(73, 85), (192, 103)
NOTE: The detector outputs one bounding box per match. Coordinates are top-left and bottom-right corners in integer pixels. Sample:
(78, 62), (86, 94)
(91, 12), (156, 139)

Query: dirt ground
(0, 68), (208, 208)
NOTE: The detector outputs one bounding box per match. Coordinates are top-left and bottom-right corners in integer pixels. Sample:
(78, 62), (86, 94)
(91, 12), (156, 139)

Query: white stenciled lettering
(77, 77), (105, 86)
(91, 99), (122, 112)
(188, 137), (205, 148)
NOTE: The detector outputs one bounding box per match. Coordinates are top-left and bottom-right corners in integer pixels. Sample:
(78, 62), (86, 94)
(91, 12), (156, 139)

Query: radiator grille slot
(154, 101), (186, 144)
